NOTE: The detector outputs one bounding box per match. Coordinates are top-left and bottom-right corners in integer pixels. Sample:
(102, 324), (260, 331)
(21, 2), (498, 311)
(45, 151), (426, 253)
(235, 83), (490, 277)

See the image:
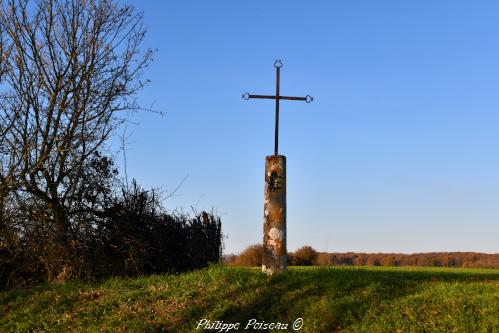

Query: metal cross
(243, 60), (313, 155)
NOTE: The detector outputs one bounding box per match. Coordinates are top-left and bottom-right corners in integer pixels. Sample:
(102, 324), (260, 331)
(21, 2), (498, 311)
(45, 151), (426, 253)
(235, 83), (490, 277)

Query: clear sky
(116, 1), (499, 254)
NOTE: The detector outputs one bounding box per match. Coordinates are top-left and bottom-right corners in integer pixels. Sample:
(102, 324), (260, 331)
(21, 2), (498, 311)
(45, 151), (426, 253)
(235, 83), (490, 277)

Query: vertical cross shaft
(274, 64), (280, 155)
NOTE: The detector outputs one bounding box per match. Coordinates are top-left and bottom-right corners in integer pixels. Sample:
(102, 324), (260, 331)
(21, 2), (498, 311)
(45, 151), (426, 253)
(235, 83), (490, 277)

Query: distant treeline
(226, 245), (499, 269)
(312, 252), (499, 268)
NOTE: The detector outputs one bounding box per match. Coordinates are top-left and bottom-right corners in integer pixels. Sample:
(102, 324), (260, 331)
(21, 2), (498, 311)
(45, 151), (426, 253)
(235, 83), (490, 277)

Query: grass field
(1, 266), (498, 332)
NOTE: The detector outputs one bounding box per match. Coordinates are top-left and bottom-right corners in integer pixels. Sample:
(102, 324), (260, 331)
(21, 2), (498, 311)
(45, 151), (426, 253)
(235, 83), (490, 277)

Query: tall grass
(1, 266), (497, 332)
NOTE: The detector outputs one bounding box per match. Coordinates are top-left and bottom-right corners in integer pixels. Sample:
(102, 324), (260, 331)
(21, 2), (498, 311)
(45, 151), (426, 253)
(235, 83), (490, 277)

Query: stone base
(262, 155), (287, 275)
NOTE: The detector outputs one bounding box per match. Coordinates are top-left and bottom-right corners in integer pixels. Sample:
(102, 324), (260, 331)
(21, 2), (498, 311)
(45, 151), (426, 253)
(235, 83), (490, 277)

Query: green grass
(1, 266), (498, 332)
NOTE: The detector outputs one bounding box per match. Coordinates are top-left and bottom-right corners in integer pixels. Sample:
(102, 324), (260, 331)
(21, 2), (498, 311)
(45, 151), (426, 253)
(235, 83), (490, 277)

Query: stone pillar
(262, 155), (287, 275)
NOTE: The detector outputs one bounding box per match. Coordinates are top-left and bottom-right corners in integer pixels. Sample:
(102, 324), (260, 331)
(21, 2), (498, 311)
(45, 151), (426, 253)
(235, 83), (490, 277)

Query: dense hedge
(0, 182), (223, 289)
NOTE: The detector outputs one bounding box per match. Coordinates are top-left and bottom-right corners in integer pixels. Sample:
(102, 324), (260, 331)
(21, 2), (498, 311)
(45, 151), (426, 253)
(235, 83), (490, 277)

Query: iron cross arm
(242, 60), (313, 155)
(243, 93), (313, 103)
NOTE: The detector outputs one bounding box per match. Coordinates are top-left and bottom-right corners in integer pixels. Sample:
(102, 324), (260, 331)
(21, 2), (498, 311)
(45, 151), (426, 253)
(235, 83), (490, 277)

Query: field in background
(1, 266), (498, 332)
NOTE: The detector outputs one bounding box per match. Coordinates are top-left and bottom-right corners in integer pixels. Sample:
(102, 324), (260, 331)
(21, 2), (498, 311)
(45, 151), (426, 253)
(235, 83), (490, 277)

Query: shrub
(234, 244), (263, 267)
(292, 246), (318, 266)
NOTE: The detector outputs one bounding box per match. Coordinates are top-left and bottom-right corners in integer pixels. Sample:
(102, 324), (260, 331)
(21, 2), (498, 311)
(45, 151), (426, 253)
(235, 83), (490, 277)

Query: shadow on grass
(170, 267), (499, 332)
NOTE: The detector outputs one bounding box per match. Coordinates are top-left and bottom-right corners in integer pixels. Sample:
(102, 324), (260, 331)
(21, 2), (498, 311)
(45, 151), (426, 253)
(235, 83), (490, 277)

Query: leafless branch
(0, 0), (153, 235)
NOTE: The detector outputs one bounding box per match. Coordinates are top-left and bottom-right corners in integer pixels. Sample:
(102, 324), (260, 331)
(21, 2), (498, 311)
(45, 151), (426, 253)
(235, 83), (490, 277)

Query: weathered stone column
(262, 155), (286, 275)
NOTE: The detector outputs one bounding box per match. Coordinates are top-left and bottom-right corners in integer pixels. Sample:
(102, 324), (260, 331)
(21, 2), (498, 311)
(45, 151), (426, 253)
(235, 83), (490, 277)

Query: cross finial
(243, 60), (313, 155)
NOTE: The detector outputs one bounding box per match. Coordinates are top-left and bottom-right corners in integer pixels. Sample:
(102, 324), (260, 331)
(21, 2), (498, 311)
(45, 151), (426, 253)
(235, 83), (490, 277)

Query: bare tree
(0, 0), (152, 245)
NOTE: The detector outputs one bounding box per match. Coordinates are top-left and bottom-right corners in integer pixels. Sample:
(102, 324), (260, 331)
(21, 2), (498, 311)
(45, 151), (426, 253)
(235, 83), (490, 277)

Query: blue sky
(116, 1), (499, 254)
